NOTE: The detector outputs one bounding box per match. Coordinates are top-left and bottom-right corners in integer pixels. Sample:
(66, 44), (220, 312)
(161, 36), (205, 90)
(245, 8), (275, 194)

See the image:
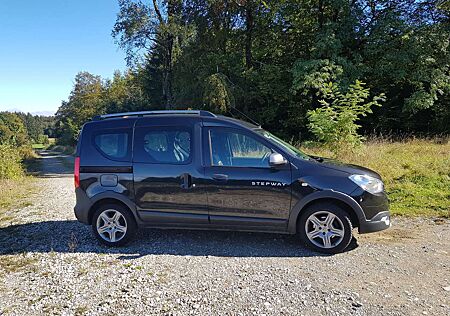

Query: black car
(74, 110), (390, 254)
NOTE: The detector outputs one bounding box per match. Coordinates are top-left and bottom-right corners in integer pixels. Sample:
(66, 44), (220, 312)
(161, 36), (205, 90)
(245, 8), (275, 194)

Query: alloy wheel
(305, 211), (345, 249)
(96, 209), (128, 243)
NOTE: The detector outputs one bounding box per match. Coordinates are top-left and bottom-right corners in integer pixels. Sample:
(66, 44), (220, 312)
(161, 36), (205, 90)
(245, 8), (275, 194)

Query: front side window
(134, 127), (191, 164)
(210, 129), (272, 167)
(257, 130), (310, 160)
(94, 131), (129, 160)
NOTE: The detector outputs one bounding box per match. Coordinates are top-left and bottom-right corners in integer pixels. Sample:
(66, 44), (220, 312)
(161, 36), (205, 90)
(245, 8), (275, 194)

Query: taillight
(74, 156), (80, 188)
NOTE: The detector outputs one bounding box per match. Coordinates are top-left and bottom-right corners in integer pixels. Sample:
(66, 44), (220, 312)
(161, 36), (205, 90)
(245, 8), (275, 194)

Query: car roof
(86, 110), (260, 131)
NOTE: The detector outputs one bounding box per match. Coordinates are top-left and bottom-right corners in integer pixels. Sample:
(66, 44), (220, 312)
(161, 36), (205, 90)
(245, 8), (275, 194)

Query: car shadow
(0, 220), (359, 258)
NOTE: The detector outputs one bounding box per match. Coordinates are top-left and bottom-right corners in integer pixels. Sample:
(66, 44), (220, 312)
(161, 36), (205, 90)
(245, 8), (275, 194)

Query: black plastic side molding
(80, 166), (133, 173)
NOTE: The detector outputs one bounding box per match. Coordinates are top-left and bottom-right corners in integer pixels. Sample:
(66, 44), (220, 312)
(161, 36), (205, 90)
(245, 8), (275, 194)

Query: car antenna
(228, 107), (261, 127)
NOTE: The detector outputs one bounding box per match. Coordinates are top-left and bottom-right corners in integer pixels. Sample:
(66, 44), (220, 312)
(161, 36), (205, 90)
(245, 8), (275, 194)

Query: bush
(0, 145), (24, 180)
(307, 80), (385, 153)
(37, 134), (50, 145)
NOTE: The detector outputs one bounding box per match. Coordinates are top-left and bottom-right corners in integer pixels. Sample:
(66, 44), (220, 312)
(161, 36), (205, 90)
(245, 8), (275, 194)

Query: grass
(0, 255), (37, 273)
(31, 138), (55, 150)
(302, 138), (450, 218)
(0, 178), (37, 224)
(31, 143), (46, 150)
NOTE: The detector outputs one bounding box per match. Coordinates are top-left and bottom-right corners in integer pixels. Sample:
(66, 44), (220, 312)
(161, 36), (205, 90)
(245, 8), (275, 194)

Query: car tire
(92, 203), (137, 247)
(298, 203), (353, 254)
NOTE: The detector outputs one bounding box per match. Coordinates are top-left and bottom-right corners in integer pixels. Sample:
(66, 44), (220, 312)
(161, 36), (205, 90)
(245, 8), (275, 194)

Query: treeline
(56, 0), (450, 145)
(0, 112), (55, 179)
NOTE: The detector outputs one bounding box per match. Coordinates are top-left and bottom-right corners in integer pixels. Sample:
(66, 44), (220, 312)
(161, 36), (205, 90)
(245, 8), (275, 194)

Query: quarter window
(210, 129), (272, 167)
(135, 127), (191, 164)
(94, 132), (129, 159)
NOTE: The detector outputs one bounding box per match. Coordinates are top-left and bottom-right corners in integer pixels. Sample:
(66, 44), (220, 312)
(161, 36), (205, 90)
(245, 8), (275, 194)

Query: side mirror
(269, 153), (287, 167)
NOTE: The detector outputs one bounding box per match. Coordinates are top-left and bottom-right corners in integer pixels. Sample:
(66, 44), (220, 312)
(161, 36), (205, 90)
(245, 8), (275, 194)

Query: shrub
(0, 145), (24, 180)
(37, 134), (50, 145)
(307, 80), (385, 153)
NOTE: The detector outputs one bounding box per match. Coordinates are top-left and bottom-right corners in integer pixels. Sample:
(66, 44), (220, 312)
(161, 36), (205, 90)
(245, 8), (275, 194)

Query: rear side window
(134, 127), (191, 164)
(93, 130), (130, 161)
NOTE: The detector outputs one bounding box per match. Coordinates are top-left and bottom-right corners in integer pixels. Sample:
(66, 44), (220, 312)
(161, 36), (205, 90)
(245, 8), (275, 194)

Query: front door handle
(212, 173), (228, 181)
(180, 173), (193, 189)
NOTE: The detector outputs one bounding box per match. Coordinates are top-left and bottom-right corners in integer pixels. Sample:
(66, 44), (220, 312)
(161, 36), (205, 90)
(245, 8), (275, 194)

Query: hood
(308, 155), (382, 179)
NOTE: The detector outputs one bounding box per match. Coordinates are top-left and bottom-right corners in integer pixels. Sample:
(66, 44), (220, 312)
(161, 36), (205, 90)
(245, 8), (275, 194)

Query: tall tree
(113, 0), (195, 108)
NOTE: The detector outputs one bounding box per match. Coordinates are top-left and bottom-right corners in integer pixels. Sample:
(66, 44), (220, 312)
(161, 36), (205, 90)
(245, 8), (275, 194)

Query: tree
(55, 72), (105, 144)
(113, 0), (195, 108)
(0, 112), (29, 146)
(55, 0), (450, 146)
(307, 80), (385, 151)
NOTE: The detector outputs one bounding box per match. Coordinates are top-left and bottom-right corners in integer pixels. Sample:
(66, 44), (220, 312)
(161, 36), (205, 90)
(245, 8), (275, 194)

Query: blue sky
(0, 0), (126, 115)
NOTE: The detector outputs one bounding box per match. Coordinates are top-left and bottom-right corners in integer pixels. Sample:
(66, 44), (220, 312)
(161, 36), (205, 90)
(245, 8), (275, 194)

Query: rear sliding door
(132, 117), (208, 226)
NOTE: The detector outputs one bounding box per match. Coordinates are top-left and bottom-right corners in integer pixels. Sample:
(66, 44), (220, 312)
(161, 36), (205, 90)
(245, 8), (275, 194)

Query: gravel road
(0, 151), (449, 315)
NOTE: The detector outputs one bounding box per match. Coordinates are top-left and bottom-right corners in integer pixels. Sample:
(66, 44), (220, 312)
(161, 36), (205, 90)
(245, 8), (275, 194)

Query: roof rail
(93, 110), (216, 120)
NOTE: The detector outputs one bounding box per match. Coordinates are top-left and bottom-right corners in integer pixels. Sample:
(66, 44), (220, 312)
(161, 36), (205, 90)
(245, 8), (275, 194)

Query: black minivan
(74, 110), (390, 253)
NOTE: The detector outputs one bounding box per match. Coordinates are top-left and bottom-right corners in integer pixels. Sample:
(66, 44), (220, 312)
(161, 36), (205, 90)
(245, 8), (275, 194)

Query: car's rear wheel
(92, 203), (137, 246)
(298, 203), (353, 254)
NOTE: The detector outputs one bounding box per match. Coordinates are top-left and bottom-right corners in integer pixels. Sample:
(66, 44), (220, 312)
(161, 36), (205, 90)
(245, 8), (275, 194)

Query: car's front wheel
(92, 203), (137, 246)
(298, 203), (353, 254)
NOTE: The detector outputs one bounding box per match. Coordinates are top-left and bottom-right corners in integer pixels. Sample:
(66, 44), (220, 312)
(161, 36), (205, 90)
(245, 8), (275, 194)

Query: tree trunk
(164, 35), (174, 109)
(245, 3), (254, 69)
(162, 0), (178, 109)
(318, 0), (324, 29)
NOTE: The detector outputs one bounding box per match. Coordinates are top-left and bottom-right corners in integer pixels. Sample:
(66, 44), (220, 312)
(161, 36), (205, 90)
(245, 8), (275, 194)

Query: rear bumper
(358, 211), (390, 233)
(74, 188), (92, 225)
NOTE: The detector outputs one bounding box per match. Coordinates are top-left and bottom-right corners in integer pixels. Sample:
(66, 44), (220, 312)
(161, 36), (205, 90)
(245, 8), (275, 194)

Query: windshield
(257, 130), (310, 160)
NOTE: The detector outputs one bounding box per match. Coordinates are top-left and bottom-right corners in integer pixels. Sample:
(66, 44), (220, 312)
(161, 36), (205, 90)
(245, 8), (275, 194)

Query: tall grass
(303, 138), (450, 218)
(0, 145), (37, 220)
(0, 145), (25, 180)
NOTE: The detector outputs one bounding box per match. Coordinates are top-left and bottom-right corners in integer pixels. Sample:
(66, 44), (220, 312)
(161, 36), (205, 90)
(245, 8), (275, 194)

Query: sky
(0, 0), (127, 115)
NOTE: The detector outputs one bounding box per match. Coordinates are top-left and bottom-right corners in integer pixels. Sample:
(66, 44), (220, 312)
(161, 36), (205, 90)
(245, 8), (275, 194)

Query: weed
(0, 254), (37, 273)
(68, 232), (79, 252)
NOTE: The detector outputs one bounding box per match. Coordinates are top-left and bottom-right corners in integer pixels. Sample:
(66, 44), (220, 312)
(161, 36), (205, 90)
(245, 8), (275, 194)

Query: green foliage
(55, 70), (151, 145)
(0, 112), (50, 179)
(0, 112), (29, 146)
(0, 145), (24, 180)
(53, 0), (450, 144)
(306, 80), (385, 151)
(202, 73), (234, 114)
(15, 113), (54, 143)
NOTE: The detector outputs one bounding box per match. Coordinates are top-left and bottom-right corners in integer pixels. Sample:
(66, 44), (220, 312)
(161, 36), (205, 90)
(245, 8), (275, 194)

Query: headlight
(349, 174), (384, 194)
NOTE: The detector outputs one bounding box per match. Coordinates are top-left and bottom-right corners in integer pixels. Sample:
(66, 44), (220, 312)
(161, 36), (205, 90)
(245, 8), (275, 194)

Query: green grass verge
(303, 139), (450, 218)
(31, 143), (46, 150)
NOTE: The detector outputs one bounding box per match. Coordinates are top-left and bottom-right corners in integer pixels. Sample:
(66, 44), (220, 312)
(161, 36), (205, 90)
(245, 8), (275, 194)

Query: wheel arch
(87, 192), (137, 225)
(287, 190), (365, 234)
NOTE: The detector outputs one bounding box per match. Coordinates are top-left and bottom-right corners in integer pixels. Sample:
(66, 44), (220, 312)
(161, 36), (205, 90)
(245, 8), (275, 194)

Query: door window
(209, 129), (272, 167)
(134, 127), (191, 164)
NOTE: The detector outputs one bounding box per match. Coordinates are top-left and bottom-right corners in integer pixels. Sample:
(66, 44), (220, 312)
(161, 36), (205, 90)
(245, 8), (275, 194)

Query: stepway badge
(251, 181), (288, 187)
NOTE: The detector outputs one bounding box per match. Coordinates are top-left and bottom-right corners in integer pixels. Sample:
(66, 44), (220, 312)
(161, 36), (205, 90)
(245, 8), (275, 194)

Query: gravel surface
(0, 151), (449, 315)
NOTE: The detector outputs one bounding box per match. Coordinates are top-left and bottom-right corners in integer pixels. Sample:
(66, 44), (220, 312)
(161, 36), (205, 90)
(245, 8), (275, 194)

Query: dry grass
(0, 178), (37, 223)
(0, 254), (38, 274)
(302, 138), (450, 218)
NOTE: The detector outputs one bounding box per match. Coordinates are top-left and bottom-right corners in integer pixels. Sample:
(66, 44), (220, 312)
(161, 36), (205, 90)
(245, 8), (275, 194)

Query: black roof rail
(93, 110), (216, 120)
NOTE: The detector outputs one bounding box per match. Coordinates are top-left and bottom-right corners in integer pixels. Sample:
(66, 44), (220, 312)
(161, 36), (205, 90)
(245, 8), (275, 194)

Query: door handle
(180, 173), (193, 189)
(212, 173), (228, 181)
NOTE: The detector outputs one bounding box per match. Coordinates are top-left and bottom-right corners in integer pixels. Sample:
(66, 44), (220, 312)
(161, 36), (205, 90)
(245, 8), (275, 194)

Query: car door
(203, 127), (292, 231)
(133, 118), (209, 226)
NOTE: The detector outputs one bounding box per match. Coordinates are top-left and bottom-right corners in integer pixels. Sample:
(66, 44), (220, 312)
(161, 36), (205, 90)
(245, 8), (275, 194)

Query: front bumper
(358, 211), (390, 233)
